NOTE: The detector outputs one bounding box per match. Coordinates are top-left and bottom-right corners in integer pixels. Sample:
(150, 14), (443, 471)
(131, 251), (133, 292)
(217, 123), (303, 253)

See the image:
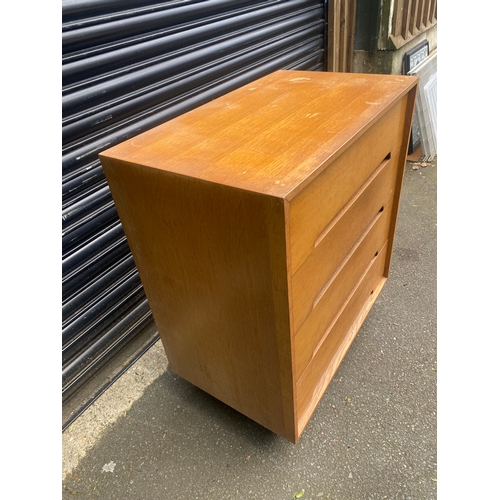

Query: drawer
(293, 204), (392, 380)
(295, 241), (389, 435)
(290, 155), (398, 334)
(288, 99), (406, 275)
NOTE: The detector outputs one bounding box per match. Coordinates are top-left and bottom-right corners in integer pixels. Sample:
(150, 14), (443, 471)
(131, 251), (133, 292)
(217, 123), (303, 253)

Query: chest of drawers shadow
(100, 70), (418, 443)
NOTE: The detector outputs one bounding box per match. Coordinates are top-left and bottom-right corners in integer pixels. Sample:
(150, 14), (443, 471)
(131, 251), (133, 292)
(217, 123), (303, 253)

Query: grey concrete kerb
(62, 341), (168, 481)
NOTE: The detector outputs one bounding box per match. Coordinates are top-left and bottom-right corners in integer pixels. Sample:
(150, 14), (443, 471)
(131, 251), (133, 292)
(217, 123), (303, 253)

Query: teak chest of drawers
(100, 70), (418, 443)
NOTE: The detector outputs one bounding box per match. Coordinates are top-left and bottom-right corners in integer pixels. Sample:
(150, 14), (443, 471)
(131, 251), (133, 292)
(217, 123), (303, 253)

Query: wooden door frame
(327, 0), (357, 72)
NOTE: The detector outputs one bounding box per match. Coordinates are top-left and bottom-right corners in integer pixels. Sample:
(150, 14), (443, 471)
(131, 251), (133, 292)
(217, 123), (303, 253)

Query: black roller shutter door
(62, 0), (327, 426)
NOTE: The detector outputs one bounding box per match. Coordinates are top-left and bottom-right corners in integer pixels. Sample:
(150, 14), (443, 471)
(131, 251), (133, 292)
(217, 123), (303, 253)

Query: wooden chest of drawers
(100, 70), (418, 443)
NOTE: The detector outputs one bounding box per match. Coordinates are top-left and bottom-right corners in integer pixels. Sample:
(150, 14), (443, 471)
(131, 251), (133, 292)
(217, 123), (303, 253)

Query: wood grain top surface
(100, 70), (418, 199)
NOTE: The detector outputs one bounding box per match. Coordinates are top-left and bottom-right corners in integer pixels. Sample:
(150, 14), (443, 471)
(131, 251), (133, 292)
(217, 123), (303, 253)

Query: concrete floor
(62, 158), (437, 500)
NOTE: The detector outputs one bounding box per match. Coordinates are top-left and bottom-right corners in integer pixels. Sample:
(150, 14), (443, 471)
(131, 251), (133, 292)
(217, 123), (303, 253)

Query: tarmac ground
(62, 157), (437, 500)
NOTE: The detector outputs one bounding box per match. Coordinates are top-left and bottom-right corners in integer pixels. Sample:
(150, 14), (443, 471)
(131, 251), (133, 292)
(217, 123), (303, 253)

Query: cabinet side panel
(100, 158), (294, 440)
(384, 90), (416, 276)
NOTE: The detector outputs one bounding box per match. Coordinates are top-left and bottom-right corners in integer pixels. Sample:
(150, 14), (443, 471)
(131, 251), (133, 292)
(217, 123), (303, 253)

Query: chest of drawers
(100, 70), (418, 443)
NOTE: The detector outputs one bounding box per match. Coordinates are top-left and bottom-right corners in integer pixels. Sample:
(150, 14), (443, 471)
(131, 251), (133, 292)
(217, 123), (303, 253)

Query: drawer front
(288, 99), (405, 275)
(295, 241), (389, 434)
(290, 155), (398, 334)
(293, 204), (392, 380)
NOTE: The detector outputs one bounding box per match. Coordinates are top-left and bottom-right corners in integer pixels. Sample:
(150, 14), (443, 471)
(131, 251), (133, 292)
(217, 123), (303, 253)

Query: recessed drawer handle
(314, 153), (391, 249)
(311, 250), (381, 361)
(313, 207), (385, 309)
